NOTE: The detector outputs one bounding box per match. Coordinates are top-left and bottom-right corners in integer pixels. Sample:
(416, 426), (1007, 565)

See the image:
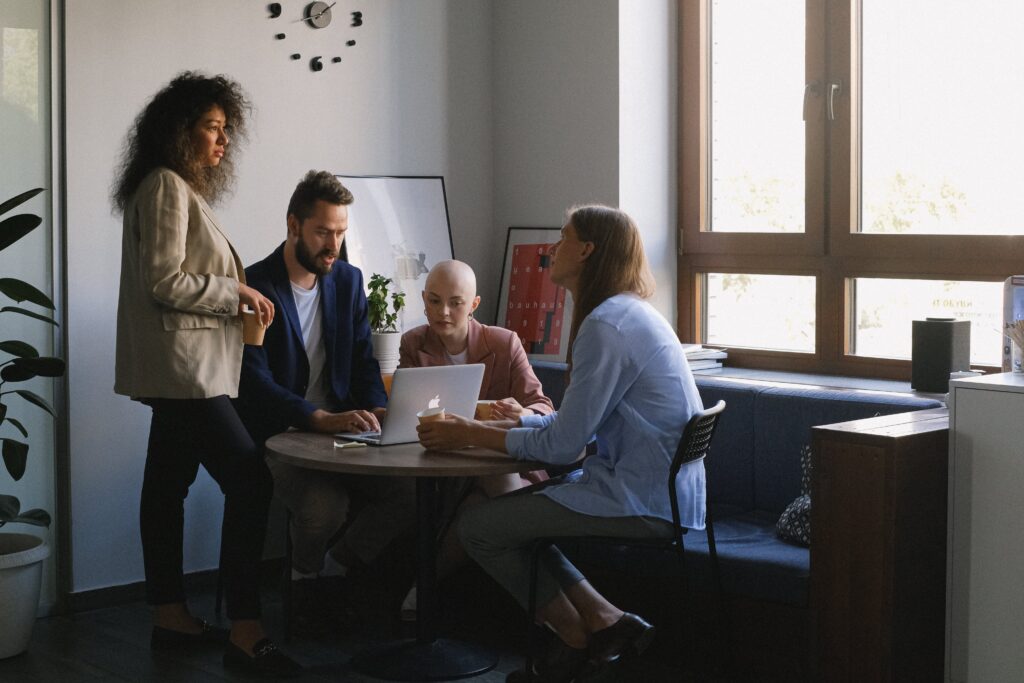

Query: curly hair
(112, 71), (251, 210)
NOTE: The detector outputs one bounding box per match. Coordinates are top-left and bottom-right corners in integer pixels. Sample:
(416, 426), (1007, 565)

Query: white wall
(491, 0), (620, 320)
(619, 1), (678, 320)
(64, 0), (493, 593)
(491, 0), (677, 322)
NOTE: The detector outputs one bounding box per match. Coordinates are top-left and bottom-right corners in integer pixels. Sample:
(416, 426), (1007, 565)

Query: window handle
(802, 82), (820, 121)
(828, 81), (843, 121)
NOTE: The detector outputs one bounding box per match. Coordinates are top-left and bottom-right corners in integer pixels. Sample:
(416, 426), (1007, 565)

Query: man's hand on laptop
(309, 408), (381, 434)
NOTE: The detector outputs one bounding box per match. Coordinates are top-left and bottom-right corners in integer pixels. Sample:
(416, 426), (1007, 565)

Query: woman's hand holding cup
(417, 412), (475, 450)
(238, 283), (275, 326)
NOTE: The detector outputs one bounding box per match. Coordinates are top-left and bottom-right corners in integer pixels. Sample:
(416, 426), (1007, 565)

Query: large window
(680, 0), (1024, 378)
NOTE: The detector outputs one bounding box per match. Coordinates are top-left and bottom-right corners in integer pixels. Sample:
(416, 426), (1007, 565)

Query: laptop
(336, 364), (485, 446)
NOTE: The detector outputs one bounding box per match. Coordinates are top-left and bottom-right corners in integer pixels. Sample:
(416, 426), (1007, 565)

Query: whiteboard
(337, 175), (454, 332)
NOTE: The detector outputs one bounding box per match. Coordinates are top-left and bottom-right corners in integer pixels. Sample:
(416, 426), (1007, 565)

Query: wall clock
(267, 2), (364, 73)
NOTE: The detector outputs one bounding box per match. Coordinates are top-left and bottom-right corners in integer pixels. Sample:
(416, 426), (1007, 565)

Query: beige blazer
(114, 168), (244, 399)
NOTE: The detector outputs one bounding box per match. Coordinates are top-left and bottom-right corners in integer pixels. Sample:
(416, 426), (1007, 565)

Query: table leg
(349, 477), (498, 681)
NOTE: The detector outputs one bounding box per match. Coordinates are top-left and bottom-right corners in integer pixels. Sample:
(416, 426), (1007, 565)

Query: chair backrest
(668, 400), (726, 532)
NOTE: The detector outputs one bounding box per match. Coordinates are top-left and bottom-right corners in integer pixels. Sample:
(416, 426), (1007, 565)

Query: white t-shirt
(444, 348), (468, 365)
(290, 279), (331, 409)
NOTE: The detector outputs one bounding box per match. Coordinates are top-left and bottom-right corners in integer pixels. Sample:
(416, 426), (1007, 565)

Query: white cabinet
(947, 373), (1024, 682)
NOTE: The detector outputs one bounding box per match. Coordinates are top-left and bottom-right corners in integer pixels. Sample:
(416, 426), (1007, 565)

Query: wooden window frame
(678, 0), (1024, 380)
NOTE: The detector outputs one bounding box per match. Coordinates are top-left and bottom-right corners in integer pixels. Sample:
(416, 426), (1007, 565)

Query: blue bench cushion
(693, 377), (759, 511)
(688, 510), (811, 606)
(565, 511), (810, 606)
(530, 363), (944, 606)
(751, 387), (941, 513)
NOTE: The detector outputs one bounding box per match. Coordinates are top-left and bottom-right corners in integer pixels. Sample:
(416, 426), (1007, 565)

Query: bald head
(425, 260), (477, 298)
(422, 260), (481, 350)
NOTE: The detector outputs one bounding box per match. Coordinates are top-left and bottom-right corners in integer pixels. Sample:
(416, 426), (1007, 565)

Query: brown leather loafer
(586, 612), (656, 664)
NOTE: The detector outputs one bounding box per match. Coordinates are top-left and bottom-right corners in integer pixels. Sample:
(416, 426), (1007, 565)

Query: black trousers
(140, 395), (272, 620)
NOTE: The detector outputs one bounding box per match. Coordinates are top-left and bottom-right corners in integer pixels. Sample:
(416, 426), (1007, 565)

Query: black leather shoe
(586, 613), (655, 664)
(223, 638), (302, 678)
(509, 631), (588, 682)
(150, 619), (229, 650)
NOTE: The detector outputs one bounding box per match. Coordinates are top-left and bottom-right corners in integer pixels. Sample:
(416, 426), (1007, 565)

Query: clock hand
(311, 2), (337, 20)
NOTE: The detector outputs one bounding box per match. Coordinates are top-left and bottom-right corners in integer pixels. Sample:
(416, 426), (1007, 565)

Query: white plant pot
(372, 331), (401, 375)
(0, 533), (50, 659)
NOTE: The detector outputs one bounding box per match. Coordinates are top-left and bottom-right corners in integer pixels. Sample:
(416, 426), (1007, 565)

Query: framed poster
(495, 227), (573, 362)
(337, 175), (454, 331)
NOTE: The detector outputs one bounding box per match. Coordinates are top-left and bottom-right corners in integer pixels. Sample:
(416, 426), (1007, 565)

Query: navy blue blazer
(235, 243), (386, 445)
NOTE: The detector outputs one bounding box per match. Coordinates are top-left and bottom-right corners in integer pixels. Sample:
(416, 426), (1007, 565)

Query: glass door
(1, 0), (58, 612)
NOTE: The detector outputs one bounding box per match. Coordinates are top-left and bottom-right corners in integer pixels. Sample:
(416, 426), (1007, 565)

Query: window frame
(679, 0), (1023, 379)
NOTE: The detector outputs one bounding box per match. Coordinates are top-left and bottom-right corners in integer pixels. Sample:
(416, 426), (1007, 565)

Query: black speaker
(911, 318), (970, 393)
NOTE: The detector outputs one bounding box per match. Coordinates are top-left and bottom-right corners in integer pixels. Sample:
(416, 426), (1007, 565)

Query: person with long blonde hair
(418, 205), (705, 681)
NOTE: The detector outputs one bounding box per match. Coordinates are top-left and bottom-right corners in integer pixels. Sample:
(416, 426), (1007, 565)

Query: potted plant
(367, 273), (405, 376)
(0, 188), (65, 659)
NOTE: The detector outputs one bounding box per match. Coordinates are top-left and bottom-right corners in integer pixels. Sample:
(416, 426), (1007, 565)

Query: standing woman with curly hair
(113, 72), (299, 677)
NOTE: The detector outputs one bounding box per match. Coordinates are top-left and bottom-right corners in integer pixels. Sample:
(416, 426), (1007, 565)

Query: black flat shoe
(510, 630), (589, 682)
(586, 613), (655, 664)
(223, 638), (303, 678)
(150, 619), (229, 650)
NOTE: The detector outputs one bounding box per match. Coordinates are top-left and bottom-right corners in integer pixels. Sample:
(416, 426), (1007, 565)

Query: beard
(295, 237), (337, 276)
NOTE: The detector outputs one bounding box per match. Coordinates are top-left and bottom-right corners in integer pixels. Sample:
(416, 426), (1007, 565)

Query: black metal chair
(524, 399), (727, 676)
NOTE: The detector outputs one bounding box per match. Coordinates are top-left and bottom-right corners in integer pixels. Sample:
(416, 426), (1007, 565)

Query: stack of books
(680, 343), (727, 371)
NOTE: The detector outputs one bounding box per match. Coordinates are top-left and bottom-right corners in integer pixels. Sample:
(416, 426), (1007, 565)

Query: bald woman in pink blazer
(399, 318), (554, 419)
(396, 260), (554, 619)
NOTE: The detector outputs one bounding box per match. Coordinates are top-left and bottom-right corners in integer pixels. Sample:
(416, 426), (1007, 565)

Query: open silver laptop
(336, 364), (485, 446)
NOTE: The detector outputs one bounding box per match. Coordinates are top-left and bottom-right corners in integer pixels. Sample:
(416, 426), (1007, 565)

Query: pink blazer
(398, 319), (555, 416)
(400, 319), (554, 486)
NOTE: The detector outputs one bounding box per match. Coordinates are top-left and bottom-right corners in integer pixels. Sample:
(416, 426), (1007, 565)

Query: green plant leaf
(13, 508), (51, 527)
(1, 357), (65, 383)
(0, 364), (33, 382)
(16, 357), (64, 377)
(0, 340), (39, 358)
(0, 494), (19, 519)
(0, 214), (42, 252)
(6, 418), (27, 438)
(10, 389), (56, 416)
(0, 306), (59, 326)
(0, 279), (54, 309)
(2, 438), (29, 481)
(0, 188), (44, 217)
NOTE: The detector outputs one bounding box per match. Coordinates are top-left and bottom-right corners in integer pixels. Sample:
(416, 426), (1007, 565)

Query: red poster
(504, 243), (566, 356)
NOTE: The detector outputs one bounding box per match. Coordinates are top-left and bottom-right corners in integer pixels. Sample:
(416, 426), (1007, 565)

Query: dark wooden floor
(0, 565), (690, 683)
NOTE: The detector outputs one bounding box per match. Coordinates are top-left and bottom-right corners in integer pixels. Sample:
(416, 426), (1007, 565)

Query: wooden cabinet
(946, 374), (1024, 683)
(811, 408), (949, 682)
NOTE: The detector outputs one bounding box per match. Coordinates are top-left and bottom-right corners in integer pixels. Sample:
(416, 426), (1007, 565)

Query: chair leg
(705, 519), (732, 678)
(674, 538), (691, 677)
(525, 539), (548, 676)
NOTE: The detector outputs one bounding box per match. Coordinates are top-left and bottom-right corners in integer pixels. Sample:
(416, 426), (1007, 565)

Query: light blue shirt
(506, 293), (706, 529)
